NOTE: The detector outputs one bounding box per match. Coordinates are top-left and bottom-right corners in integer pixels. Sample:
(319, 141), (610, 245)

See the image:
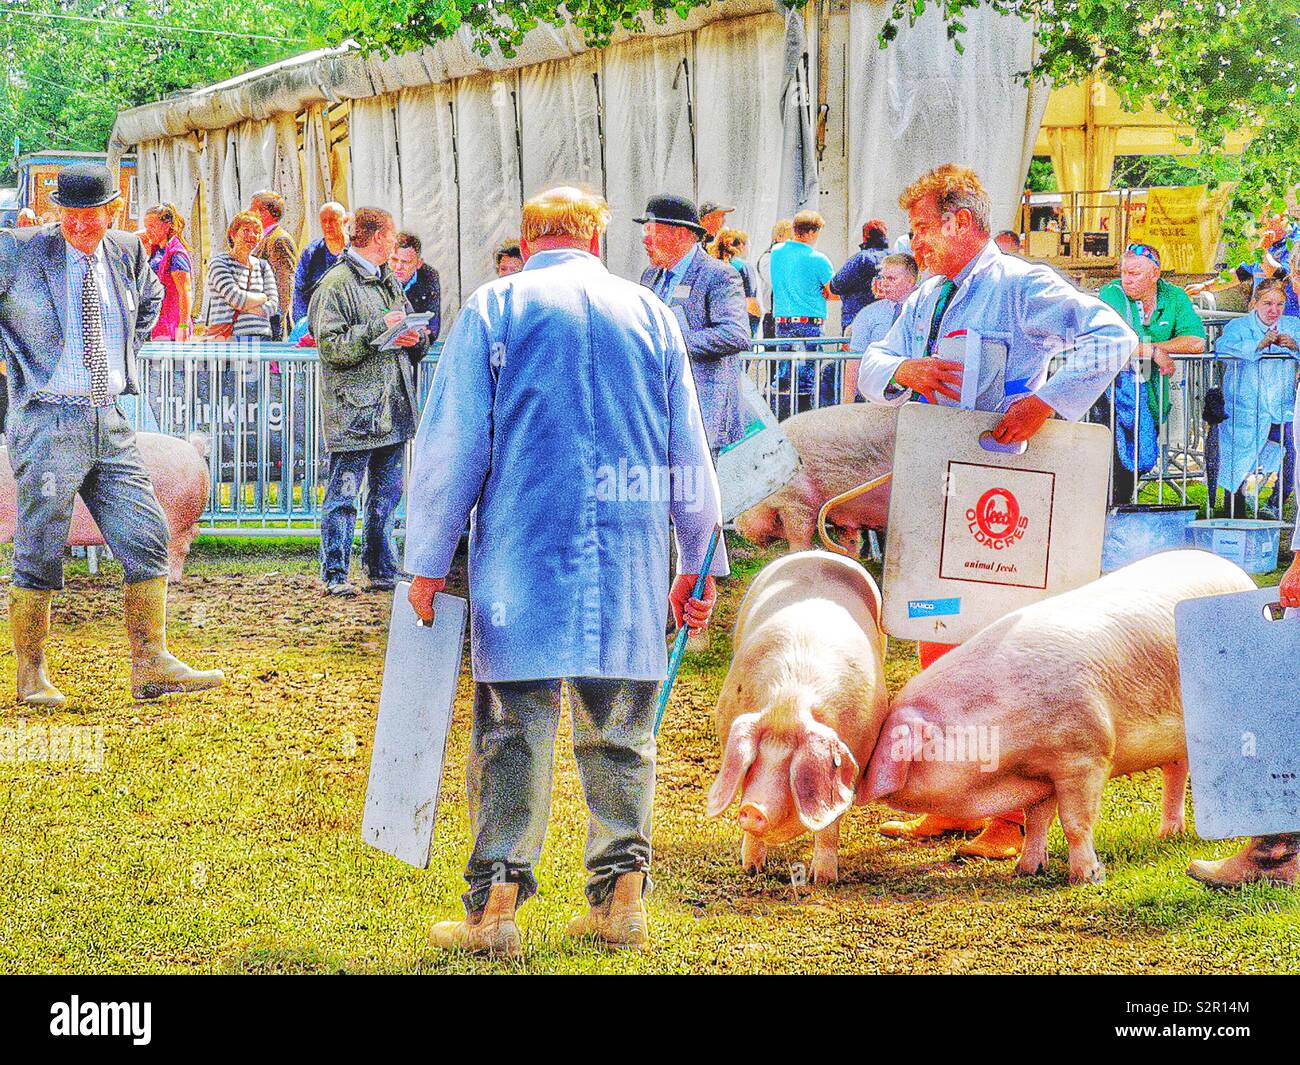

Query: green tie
(925, 278), (958, 357)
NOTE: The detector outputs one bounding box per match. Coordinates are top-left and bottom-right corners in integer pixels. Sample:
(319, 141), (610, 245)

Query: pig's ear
(790, 721), (860, 832)
(857, 710), (917, 804)
(706, 713), (762, 818)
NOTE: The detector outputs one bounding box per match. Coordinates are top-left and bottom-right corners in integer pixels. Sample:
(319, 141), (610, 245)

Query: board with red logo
(882, 404), (1110, 643)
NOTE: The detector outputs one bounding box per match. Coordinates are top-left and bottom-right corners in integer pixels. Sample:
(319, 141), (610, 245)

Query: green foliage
(878, 1), (1300, 267)
(1025, 156), (1056, 193)
(0, 0), (330, 183)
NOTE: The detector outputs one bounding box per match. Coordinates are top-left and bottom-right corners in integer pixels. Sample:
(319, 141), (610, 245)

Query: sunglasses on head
(1126, 243), (1161, 267)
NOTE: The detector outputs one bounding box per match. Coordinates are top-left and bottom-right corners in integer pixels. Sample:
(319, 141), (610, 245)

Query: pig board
(716, 373), (800, 522)
(1176, 587), (1300, 840)
(362, 586), (468, 869)
(882, 405), (1110, 643)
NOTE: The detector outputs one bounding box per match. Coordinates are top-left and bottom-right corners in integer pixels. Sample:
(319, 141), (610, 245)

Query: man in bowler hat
(0, 163), (223, 706)
(636, 195), (750, 457)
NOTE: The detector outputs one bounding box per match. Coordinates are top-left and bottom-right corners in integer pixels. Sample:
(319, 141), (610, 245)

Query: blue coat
(405, 248), (728, 683)
(1215, 311), (1300, 494)
(640, 250), (750, 451)
(831, 244), (888, 325)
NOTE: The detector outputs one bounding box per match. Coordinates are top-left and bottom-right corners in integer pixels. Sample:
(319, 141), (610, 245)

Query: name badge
(672, 284), (691, 302)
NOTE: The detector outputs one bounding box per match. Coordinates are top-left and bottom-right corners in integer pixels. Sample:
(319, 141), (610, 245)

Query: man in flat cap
(637, 195), (751, 457)
(0, 163), (223, 706)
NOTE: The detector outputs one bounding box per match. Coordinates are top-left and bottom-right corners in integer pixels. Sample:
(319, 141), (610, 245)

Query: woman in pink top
(143, 203), (194, 341)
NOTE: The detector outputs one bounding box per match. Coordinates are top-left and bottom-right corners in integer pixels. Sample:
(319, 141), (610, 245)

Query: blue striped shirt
(44, 242), (127, 398)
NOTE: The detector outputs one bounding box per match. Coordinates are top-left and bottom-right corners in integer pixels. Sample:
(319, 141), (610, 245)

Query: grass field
(0, 532), (1297, 975)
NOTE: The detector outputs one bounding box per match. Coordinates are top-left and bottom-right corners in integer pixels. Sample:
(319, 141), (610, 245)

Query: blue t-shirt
(770, 240), (834, 319)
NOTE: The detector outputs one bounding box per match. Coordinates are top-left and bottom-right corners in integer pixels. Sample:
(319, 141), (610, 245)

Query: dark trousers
(319, 442), (406, 584)
(771, 320), (837, 419)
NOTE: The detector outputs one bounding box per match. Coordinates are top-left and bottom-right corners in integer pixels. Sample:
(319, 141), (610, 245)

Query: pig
(0, 432), (211, 580)
(707, 550), (891, 882)
(859, 549), (1257, 884)
(735, 402), (897, 555)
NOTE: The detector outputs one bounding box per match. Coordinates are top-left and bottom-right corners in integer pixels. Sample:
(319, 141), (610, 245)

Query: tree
(0, 0), (329, 184)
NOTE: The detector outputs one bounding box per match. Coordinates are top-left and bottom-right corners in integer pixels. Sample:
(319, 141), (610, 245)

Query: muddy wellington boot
(1188, 835), (1300, 889)
(123, 577), (224, 700)
(879, 813), (989, 840)
(566, 872), (650, 950)
(956, 816), (1025, 861)
(430, 883), (522, 958)
(9, 587), (67, 708)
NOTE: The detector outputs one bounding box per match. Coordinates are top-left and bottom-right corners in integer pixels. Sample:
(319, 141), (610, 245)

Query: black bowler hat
(50, 163), (120, 209)
(634, 194), (708, 237)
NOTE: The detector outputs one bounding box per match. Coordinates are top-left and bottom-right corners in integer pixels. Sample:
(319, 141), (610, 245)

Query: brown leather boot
(9, 587), (66, 708)
(956, 816), (1025, 860)
(1188, 835), (1300, 889)
(430, 882), (522, 958)
(566, 872), (649, 950)
(879, 813), (989, 840)
(123, 577), (224, 700)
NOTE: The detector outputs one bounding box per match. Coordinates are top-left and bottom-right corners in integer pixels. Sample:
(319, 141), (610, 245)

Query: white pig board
(716, 373), (800, 522)
(882, 404), (1110, 644)
(1176, 587), (1300, 840)
(362, 585), (468, 869)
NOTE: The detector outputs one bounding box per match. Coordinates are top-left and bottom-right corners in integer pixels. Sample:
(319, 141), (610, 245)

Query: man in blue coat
(405, 187), (727, 957)
(636, 194), (751, 457)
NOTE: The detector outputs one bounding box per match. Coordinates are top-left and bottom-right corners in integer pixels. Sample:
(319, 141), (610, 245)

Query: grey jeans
(6, 401), (170, 590)
(463, 678), (659, 914)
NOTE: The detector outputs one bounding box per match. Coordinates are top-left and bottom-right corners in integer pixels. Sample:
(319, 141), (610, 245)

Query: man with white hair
(292, 201), (350, 329)
(405, 186), (726, 957)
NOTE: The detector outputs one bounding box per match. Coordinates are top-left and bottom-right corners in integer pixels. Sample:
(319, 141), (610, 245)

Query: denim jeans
(7, 401), (170, 590)
(462, 678), (658, 914)
(319, 442), (406, 583)
(771, 320), (839, 418)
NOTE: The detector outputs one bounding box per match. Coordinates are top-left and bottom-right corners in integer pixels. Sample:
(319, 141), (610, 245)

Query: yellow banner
(1128, 185), (1231, 274)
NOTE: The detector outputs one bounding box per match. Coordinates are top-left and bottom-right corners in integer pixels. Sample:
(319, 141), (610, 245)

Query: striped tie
(81, 253), (110, 407)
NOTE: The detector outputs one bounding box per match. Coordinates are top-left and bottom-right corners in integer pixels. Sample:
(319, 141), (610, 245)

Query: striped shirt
(43, 242), (128, 399)
(203, 253), (279, 340)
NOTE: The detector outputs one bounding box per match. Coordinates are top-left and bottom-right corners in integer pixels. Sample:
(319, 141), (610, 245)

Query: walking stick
(654, 524), (722, 736)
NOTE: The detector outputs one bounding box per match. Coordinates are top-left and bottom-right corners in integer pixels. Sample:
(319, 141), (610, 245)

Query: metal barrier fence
(133, 311), (1283, 534)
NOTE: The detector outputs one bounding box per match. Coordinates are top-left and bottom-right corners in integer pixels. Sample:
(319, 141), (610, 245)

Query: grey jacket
(0, 224), (162, 410)
(640, 250), (750, 450)
(308, 254), (427, 453)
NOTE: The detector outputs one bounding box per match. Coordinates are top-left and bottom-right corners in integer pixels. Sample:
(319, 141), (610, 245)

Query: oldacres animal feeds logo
(967, 487), (1029, 550)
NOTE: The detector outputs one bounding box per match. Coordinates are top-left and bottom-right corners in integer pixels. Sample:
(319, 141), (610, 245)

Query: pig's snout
(737, 803), (769, 835)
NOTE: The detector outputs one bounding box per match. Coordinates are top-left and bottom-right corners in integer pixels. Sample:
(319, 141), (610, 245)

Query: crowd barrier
(132, 311), (1281, 536)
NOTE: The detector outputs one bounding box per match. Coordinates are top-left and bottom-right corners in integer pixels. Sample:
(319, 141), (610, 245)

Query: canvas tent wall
(112, 0), (1048, 332)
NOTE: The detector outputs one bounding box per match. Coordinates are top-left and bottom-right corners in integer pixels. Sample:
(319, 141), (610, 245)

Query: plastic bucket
(1101, 504), (1200, 573)
(1187, 519), (1290, 574)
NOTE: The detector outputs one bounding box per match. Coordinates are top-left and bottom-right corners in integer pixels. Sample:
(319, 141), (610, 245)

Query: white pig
(736, 403), (896, 555)
(708, 550), (890, 882)
(0, 432), (210, 580)
(859, 550), (1257, 884)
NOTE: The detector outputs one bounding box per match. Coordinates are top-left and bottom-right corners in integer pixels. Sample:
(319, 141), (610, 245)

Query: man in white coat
(857, 164), (1137, 862)
(403, 187), (727, 957)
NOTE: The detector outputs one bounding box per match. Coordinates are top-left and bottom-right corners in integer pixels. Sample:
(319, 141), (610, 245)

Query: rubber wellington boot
(1188, 835), (1300, 889)
(879, 813), (989, 840)
(9, 587), (66, 708)
(956, 816), (1025, 860)
(123, 577), (224, 700)
(566, 871), (650, 950)
(430, 883), (522, 958)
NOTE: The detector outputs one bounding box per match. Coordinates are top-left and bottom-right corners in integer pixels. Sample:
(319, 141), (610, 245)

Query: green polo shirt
(1099, 277), (1205, 421)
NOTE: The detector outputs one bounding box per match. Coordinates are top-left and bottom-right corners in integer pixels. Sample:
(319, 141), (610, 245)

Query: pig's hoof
(740, 836), (767, 874)
(742, 859), (766, 875)
(811, 860), (838, 884)
(1158, 822), (1186, 839)
(1069, 863), (1105, 885)
(1014, 857), (1048, 877)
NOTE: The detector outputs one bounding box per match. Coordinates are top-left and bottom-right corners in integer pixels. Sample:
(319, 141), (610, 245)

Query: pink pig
(859, 550), (1257, 884)
(0, 432), (210, 580)
(735, 403), (896, 555)
(708, 550), (891, 882)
